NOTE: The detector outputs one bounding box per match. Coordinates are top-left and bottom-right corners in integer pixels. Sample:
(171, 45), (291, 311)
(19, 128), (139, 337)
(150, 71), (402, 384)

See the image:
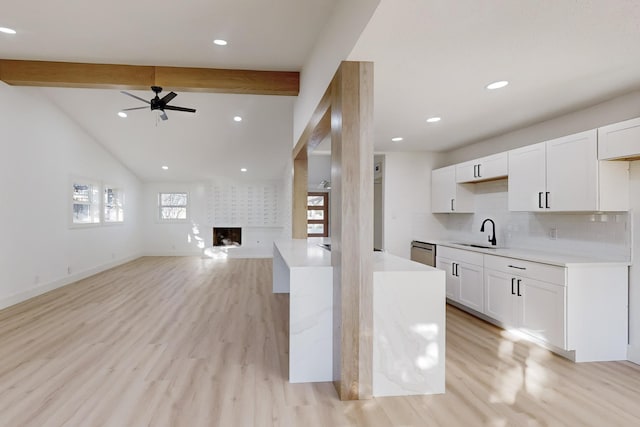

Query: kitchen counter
(272, 239), (446, 396)
(425, 240), (630, 267)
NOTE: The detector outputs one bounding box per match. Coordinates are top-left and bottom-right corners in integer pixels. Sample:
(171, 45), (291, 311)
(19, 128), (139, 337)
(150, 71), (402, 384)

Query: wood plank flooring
(1, 256), (639, 426)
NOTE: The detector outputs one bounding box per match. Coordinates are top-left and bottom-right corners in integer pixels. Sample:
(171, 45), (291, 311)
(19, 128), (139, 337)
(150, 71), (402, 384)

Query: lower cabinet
(438, 246), (484, 312)
(484, 266), (566, 349)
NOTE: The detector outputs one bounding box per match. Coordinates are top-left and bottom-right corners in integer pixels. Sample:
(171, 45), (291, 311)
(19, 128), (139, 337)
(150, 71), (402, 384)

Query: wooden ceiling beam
(0, 59), (299, 96)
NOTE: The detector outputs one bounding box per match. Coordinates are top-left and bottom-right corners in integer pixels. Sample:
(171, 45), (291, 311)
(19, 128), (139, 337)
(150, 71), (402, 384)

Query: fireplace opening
(213, 227), (242, 247)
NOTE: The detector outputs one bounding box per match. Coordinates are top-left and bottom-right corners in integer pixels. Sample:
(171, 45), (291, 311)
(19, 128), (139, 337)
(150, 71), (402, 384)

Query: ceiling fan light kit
(120, 86), (196, 121)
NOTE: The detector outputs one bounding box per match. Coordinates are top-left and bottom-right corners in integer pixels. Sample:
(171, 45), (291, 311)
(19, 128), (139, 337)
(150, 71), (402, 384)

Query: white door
(437, 257), (459, 302)
(432, 166), (456, 213)
(518, 277), (566, 349)
(508, 142), (546, 211)
(545, 129), (598, 211)
(458, 262), (484, 313)
(484, 269), (517, 325)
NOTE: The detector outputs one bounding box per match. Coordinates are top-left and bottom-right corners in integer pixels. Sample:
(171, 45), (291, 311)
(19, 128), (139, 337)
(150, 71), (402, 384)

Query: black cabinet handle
(473, 165), (477, 178)
(538, 192), (543, 209)
(545, 192), (550, 209)
(517, 279), (522, 296)
(453, 263), (458, 277)
(477, 164), (481, 178)
(511, 278), (515, 295)
(508, 264), (526, 270)
(451, 199), (454, 211)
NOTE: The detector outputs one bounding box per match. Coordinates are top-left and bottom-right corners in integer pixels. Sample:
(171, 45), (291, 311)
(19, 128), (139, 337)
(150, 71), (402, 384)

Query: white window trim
(103, 185), (125, 225)
(157, 191), (190, 223)
(70, 176), (102, 229)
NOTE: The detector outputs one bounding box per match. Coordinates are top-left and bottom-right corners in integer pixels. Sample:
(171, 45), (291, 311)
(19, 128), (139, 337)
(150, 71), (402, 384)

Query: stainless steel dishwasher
(410, 241), (436, 267)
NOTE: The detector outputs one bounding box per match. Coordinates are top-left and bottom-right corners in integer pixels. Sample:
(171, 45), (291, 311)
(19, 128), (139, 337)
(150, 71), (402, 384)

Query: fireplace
(213, 227), (242, 247)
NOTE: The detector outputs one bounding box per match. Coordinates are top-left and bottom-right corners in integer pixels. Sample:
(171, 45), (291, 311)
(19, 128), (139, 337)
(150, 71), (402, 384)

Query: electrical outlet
(549, 228), (558, 240)
(67, 266), (72, 274)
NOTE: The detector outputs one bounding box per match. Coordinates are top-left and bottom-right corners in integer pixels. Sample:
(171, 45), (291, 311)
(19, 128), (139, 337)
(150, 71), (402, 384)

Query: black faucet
(480, 218), (497, 246)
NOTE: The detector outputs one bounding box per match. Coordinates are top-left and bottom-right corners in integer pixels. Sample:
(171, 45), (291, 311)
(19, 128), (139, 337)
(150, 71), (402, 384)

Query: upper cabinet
(598, 117), (640, 161)
(508, 129), (629, 212)
(456, 152), (508, 183)
(432, 165), (473, 213)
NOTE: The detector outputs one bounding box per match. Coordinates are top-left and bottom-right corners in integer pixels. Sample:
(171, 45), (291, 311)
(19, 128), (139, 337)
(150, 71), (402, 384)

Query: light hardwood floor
(1, 256), (639, 426)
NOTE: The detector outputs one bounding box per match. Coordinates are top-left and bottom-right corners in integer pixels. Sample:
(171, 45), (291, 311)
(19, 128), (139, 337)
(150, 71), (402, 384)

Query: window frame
(158, 191), (190, 222)
(103, 185), (125, 224)
(307, 192), (329, 237)
(70, 178), (101, 228)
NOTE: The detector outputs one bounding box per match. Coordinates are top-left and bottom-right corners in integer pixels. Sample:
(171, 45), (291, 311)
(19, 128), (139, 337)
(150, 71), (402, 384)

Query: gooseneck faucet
(480, 218), (497, 246)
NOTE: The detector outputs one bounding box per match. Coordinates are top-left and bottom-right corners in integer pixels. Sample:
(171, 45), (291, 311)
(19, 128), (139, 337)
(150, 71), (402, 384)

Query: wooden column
(330, 61), (374, 400)
(292, 156), (308, 239)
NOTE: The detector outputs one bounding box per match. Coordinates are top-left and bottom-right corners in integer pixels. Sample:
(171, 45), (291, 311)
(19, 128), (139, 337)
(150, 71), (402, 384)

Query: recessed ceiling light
(486, 80), (509, 90)
(240, 168), (247, 172)
(426, 117), (441, 123)
(233, 116), (242, 122)
(0, 27), (16, 34)
(161, 165), (169, 170)
(117, 111), (127, 118)
(213, 39), (228, 46)
(391, 137), (403, 142)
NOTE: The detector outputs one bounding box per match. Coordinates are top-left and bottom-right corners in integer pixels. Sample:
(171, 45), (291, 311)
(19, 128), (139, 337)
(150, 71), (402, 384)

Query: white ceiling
(349, 0), (640, 152)
(4, 0), (640, 181)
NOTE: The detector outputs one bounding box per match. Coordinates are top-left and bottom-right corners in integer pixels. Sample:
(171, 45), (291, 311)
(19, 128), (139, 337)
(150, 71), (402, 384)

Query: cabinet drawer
(484, 255), (566, 285)
(438, 246), (483, 267)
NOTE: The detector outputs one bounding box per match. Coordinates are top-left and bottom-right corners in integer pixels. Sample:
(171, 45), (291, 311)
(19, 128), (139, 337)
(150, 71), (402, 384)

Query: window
(159, 192), (188, 220)
(307, 192), (328, 237)
(72, 181), (100, 225)
(104, 186), (124, 223)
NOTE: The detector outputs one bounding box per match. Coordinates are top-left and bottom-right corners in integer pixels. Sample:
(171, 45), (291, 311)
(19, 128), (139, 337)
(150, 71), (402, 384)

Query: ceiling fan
(120, 86), (196, 120)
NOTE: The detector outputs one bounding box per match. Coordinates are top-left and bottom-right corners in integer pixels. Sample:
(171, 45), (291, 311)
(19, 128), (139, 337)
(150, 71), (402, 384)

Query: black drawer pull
(508, 265), (526, 270)
(517, 279), (522, 296)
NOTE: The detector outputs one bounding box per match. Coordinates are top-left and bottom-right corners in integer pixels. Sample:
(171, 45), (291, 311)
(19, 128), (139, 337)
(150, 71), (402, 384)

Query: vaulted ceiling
(3, 0), (640, 181)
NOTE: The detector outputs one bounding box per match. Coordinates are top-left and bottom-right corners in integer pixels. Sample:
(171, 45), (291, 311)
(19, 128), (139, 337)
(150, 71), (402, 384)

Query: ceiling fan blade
(160, 111), (169, 121)
(161, 91), (177, 105)
(163, 105), (196, 113)
(120, 91), (150, 104)
(121, 106), (148, 111)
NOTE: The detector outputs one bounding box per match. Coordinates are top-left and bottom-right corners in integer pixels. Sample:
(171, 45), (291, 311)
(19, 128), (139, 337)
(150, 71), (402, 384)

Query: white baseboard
(142, 251), (204, 257)
(628, 345), (640, 365)
(0, 253), (143, 311)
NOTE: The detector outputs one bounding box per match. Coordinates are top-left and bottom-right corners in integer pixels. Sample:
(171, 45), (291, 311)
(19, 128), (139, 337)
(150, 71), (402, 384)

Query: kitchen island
(272, 239), (446, 396)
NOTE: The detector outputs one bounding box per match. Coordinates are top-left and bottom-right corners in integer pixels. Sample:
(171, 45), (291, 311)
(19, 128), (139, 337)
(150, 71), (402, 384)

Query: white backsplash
(443, 180), (631, 261)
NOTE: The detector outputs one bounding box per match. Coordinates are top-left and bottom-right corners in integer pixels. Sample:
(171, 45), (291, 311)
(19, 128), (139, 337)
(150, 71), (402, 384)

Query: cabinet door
(508, 142), (546, 211)
(458, 262), (484, 313)
(484, 269), (517, 325)
(455, 161), (477, 183)
(546, 129), (598, 211)
(436, 257), (459, 302)
(518, 278), (566, 349)
(432, 166), (456, 213)
(477, 152), (508, 181)
(598, 117), (640, 160)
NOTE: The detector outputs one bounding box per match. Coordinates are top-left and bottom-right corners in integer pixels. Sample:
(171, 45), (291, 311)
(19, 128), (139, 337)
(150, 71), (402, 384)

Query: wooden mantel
(0, 59), (299, 96)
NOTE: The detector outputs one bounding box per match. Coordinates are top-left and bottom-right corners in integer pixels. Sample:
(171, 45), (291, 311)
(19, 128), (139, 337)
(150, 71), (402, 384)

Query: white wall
(0, 83), (143, 310)
(142, 175), (291, 258)
(382, 152), (446, 258)
(293, 0), (380, 145)
(438, 91), (640, 363)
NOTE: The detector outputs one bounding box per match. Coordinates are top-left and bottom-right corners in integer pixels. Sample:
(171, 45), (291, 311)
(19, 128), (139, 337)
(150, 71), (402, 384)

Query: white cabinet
(456, 152), (508, 183)
(431, 166), (473, 213)
(438, 246), (484, 312)
(483, 255), (566, 349)
(508, 129), (629, 212)
(598, 116), (640, 160)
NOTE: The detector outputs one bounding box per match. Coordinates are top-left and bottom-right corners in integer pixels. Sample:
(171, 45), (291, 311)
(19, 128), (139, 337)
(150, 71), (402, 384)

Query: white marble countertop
(419, 240), (631, 267)
(273, 238), (332, 268)
(274, 238), (442, 272)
